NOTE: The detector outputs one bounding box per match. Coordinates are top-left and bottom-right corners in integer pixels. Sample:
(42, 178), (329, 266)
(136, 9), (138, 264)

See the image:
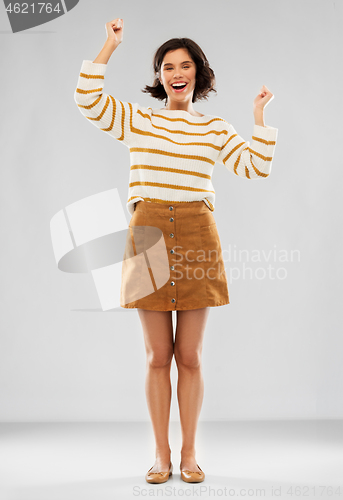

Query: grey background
(0, 0), (342, 422)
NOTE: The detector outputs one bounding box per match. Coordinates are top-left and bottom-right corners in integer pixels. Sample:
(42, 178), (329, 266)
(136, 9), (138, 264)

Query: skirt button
(171, 281), (175, 286)
(170, 265), (174, 270)
(169, 233), (174, 238)
(169, 217), (174, 222)
(169, 206), (173, 211)
(171, 298), (176, 303)
(170, 249), (174, 254)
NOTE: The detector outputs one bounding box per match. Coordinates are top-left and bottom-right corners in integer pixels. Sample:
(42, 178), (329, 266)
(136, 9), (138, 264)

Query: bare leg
(137, 309), (174, 472)
(174, 307), (210, 472)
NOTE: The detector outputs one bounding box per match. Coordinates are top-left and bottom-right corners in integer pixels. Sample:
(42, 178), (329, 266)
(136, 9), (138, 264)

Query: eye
(164, 66), (190, 70)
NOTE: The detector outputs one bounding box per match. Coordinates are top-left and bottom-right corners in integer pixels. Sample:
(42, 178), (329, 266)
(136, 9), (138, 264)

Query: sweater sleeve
(74, 59), (137, 147)
(216, 122), (278, 179)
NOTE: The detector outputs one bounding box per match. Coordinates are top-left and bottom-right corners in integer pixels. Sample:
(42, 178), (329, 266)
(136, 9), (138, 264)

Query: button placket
(169, 206), (176, 306)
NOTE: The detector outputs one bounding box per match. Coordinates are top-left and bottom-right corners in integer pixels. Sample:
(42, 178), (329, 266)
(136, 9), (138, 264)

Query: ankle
(156, 447), (171, 460)
(180, 447), (196, 459)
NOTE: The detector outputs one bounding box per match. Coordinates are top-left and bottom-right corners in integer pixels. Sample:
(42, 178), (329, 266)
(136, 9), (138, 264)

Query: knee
(174, 349), (202, 370)
(147, 350), (173, 369)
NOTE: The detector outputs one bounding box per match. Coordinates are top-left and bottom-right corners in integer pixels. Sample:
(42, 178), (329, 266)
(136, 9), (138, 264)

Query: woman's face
(159, 48), (197, 104)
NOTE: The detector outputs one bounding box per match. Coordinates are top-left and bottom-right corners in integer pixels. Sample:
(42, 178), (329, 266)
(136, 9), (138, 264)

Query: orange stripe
(130, 164), (211, 180)
(248, 148), (273, 161)
(252, 135), (276, 145)
(128, 104), (224, 149)
(220, 133), (238, 152)
(234, 155), (269, 178)
(84, 95), (110, 123)
(137, 109), (228, 136)
(79, 72), (104, 80)
(129, 181), (215, 194)
(129, 126), (222, 150)
(129, 148), (215, 165)
(76, 94), (102, 110)
(76, 87), (126, 141)
(143, 110), (226, 127)
(204, 198), (215, 211)
(249, 158), (269, 177)
(233, 155), (240, 175)
(118, 99), (125, 141)
(223, 141), (246, 165)
(75, 87), (103, 95)
(224, 143), (273, 166)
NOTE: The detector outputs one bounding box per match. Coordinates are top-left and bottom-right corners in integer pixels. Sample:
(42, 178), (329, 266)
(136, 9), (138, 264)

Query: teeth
(172, 83), (186, 87)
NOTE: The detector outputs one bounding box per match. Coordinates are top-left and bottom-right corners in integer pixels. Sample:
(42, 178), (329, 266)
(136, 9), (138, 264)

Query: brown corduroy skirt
(120, 200), (230, 311)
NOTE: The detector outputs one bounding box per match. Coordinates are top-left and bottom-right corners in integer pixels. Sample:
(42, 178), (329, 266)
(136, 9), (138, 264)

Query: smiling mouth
(171, 83), (188, 92)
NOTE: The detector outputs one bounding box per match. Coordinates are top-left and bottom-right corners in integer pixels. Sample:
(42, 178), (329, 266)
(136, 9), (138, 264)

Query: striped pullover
(74, 60), (278, 216)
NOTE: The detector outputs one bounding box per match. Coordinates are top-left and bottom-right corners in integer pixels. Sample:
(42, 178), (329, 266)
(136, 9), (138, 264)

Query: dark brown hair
(141, 37), (217, 104)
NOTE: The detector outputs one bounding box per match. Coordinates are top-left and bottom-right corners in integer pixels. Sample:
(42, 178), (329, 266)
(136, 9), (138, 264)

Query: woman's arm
(217, 85), (277, 178)
(73, 18), (137, 147)
(93, 39), (119, 64)
(217, 121), (278, 179)
(94, 18), (123, 63)
(253, 107), (265, 127)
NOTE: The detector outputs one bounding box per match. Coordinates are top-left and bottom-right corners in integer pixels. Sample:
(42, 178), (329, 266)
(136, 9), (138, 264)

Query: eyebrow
(163, 60), (193, 66)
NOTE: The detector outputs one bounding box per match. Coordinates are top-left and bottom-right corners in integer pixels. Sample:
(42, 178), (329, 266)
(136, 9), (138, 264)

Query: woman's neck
(164, 103), (203, 117)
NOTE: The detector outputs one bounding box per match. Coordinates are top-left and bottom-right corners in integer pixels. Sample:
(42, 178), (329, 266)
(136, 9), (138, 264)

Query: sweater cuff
(80, 59), (108, 76)
(253, 124), (278, 142)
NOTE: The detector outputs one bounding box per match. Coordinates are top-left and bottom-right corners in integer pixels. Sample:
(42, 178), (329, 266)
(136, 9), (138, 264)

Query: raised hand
(105, 18), (124, 45)
(253, 85), (274, 110)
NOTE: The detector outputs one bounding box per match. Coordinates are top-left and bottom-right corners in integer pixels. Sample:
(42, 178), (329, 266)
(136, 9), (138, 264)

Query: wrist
(105, 39), (120, 49)
(253, 106), (265, 126)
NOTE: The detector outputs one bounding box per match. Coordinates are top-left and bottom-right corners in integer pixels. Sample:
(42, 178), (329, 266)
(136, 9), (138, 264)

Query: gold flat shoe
(180, 463), (205, 483)
(145, 461), (173, 484)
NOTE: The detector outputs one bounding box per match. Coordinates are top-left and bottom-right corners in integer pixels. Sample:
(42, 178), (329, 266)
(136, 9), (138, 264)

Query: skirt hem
(120, 300), (230, 311)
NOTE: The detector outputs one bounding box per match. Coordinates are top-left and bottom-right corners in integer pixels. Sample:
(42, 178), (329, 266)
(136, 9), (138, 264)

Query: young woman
(74, 18), (278, 484)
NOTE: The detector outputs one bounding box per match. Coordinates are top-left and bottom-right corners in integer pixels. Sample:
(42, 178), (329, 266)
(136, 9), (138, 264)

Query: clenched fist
(253, 85), (274, 110)
(106, 18), (124, 45)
